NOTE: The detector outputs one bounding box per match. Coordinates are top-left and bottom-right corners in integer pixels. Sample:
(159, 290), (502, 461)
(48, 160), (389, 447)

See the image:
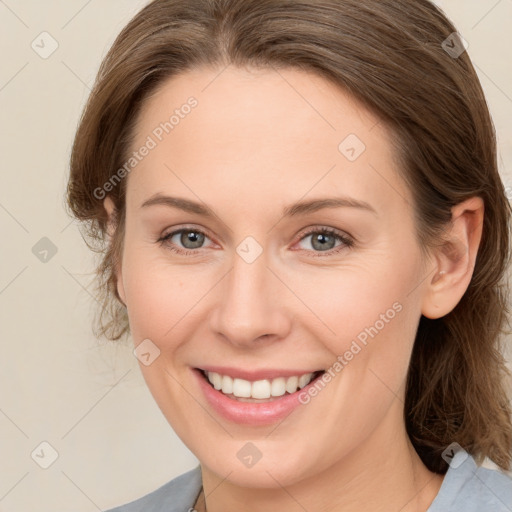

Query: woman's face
(111, 66), (434, 487)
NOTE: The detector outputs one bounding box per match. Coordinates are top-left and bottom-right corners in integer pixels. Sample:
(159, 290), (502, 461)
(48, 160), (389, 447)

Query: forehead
(126, 65), (411, 215)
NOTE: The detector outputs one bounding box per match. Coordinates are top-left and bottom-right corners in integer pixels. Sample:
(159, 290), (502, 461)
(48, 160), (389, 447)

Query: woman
(66, 0), (512, 510)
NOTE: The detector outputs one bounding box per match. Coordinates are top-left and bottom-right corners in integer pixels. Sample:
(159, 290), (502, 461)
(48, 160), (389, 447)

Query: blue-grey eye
(168, 230), (206, 249)
(310, 232), (337, 251)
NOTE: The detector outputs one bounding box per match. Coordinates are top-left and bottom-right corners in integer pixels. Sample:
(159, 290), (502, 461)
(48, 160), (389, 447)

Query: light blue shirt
(104, 452), (512, 511)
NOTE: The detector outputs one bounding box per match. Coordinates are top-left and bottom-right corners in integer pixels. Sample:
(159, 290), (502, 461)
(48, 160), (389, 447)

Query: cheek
(285, 257), (420, 359)
(121, 245), (208, 342)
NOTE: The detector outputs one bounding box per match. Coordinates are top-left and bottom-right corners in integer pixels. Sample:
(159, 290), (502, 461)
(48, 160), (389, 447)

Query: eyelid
(295, 224), (352, 240)
(160, 224), (213, 241)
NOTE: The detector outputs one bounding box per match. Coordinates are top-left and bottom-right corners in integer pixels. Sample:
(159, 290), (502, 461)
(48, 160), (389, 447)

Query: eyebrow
(140, 194), (378, 218)
(283, 197), (377, 217)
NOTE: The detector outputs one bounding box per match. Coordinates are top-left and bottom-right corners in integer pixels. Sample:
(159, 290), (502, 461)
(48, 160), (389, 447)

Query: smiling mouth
(197, 368), (325, 402)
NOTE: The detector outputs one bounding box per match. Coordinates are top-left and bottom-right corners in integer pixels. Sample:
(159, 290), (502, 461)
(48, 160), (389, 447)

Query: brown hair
(66, 0), (512, 473)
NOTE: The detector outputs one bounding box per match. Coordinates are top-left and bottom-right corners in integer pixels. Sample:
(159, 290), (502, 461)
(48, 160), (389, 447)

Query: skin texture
(104, 66), (484, 511)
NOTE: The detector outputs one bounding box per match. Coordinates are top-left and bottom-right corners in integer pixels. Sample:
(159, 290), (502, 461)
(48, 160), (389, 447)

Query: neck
(199, 402), (445, 512)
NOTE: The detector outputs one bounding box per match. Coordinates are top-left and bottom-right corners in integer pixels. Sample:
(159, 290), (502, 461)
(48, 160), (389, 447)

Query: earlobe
(103, 196), (127, 306)
(421, 196), (484, 319)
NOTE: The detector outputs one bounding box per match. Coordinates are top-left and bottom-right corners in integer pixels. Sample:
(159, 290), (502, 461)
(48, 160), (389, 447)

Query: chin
(197, 442), (323, 489)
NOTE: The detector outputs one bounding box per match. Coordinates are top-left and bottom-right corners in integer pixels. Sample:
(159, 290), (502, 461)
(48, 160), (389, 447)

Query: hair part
(66, 0), (512, 472)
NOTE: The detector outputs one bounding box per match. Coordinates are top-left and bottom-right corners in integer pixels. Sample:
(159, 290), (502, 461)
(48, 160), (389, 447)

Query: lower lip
(193, 368), (323, 426)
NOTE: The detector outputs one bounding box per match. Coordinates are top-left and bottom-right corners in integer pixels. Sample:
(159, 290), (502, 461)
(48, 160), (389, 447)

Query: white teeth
(271, 377), (286, 397)
(233, 378), (252, 398)
(206, 371), (317, 399)
(298, 374), (312, 389)
(285, 376), (299, 394)
(210, 372), (222, 390)
(221, 374), (233, 394)
(252, 379), (271, 399)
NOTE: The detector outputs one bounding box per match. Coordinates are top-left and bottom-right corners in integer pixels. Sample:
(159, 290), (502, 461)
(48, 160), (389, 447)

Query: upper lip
(196, 366), (324, 381)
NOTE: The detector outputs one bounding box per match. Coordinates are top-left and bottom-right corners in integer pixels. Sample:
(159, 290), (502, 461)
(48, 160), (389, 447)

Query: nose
(208, 249), (292, 348)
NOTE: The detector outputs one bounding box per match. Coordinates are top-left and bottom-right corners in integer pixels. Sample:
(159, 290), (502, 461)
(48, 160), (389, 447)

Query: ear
(103, 195), (117, 242)
(421, 196), (484, 319)
(103, 196), (127, 306)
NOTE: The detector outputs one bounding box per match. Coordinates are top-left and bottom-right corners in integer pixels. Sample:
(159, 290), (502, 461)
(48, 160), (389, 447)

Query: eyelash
(157, 225), (354, 257)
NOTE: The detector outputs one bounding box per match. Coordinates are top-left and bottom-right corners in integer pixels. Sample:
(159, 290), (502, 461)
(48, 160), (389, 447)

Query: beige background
(0, 1), (511, 510)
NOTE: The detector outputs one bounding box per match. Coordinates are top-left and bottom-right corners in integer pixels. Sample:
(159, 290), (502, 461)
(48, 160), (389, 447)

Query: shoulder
(428, 451), (512, 512)
(103, 465), (202, 512)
